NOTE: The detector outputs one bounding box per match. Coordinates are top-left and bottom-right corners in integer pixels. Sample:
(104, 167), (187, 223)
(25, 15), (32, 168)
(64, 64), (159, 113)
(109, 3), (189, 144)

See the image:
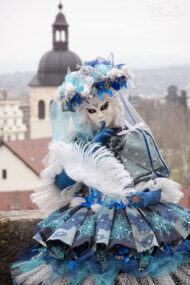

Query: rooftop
(3, 138), (51, 175)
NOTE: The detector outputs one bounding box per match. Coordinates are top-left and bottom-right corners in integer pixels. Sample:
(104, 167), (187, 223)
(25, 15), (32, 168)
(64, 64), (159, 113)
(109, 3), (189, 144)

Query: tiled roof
(4, 138), (51, 175)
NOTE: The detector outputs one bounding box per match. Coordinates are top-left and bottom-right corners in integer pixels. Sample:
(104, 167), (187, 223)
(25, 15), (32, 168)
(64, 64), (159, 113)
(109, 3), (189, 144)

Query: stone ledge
(0, 210), (45, 285)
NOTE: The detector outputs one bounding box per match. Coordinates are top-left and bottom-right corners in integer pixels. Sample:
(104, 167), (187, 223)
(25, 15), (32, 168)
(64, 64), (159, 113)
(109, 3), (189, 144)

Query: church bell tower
(53, 2), (69, 51)
(29, 2), (82, 139)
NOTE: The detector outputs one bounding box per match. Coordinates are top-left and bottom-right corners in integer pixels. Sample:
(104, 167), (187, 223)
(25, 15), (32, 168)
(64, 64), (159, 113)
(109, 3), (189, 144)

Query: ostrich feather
(31, 146), (84, 212)
(70, 197), (86, 207)
(49, 141), (135, 200)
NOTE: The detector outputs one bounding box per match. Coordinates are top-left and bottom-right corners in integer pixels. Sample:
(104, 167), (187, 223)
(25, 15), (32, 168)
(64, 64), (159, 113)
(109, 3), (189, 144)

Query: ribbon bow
(97, 82), (113, 100)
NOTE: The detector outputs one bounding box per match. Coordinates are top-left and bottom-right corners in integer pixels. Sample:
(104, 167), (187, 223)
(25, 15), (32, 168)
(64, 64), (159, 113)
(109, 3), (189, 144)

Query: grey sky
(0, 0), (189, 73)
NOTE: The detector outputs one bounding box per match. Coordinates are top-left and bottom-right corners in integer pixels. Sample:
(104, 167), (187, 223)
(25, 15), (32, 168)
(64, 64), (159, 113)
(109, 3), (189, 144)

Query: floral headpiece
(55, 57), (134, 110)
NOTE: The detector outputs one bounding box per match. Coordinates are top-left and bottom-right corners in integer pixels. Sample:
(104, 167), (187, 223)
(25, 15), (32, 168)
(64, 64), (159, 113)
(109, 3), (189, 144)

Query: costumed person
(11, 57), (190, 285)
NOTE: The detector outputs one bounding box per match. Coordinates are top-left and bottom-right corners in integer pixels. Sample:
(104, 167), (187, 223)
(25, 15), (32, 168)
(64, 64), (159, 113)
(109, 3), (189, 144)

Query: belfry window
(38, 100), (45, 119)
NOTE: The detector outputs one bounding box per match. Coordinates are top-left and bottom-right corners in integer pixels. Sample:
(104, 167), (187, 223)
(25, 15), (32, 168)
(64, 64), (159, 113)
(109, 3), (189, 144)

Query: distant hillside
(0, 71), (34, 96)
(133, 65), (190, 95)
(0, 65), (190, 98)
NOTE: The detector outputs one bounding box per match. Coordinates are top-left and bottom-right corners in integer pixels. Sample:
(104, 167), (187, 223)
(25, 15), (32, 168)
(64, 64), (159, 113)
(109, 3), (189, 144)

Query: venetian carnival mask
(84, 96), (115, 128)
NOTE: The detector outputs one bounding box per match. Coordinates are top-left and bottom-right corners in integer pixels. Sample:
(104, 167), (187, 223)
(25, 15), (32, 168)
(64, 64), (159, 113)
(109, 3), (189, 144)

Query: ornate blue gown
(11, 128), (190, 285)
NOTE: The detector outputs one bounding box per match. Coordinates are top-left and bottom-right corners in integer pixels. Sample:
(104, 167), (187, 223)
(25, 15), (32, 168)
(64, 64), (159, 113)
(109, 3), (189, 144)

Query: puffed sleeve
(119, 128), (169, 185)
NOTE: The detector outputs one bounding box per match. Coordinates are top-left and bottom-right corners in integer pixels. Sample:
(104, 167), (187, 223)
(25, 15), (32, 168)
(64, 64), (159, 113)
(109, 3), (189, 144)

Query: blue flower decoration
(127, 213), (151, 233)
(61, 212), (86, 230)
(93, 64), (112, 80)
(157, 205), (178, 223)
(141, 234), (154, 248)
(96, 214), (112, 231)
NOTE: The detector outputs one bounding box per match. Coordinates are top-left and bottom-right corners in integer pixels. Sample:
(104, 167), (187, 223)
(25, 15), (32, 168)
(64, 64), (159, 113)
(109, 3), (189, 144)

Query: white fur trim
(135, 178), (183, 203)
(70, 197), (86, 208)
(91, 203), (102, 213)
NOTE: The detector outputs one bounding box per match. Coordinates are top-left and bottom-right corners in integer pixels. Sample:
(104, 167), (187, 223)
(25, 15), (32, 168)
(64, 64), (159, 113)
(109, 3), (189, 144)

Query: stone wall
(0, 211), (45, 285)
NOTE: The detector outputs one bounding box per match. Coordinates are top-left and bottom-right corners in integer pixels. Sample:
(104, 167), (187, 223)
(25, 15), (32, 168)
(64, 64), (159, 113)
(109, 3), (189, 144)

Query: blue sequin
(38, 209), (71, 231)
(97, 234), (105, 241)
(76, 215), (95, 240)
(141, 235), (154, 248)
(96, 214), (112, 231)
(50, 246), (65, 260)
(182, 221), (190, 231)
(50, 211), (71, 231)
(62, 212), (86, 230)
(143, 210), (174, 237)
(167, 203), (184, 210)
(165, 203), (190, 223)
(156, 205), (178, 223)
(37, 209), (62, 228)
(52, 230), (67, 238)
(110, 214), (132, 241)
(127, 213), (151, 233)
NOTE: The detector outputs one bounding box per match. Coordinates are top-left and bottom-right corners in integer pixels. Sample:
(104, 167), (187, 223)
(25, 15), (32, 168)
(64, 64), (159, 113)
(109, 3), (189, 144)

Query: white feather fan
(31, 141), (135, 212)
(49, 141), (134, 200)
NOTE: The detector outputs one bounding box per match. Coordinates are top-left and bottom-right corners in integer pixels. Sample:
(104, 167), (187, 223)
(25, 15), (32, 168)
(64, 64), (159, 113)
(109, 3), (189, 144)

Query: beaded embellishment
(156, 204), (178, 223)
(96, 214), (112, 231)
(110, 214), (132, 241)
(61, 212), (86, 230)
(127, 212), (151, 233)
(143, 210), (174, 237)
(76, 215), (95, 240)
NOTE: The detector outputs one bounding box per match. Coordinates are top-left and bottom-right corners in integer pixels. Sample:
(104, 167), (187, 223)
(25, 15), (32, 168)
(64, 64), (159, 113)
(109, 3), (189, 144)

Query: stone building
(0, 89), (27, 141)
(29, 3), (82, 139)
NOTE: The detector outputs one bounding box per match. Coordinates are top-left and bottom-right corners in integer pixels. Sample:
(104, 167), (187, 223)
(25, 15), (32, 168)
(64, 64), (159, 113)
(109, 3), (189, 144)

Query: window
(2, 169), (7, 179)
(60, 31), (66, 41)
(38, 100), (45, 119)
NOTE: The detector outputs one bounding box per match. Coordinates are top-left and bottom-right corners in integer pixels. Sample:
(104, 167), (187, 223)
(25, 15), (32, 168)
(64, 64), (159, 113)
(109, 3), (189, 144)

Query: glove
(128, 189), (161, 208)
(93, 122), (113, 145)
(56, 169), (75, 191)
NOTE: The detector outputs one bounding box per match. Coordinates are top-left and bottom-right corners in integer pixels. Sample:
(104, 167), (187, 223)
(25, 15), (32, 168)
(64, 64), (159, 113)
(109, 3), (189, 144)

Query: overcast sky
(0, 0), (189, 73)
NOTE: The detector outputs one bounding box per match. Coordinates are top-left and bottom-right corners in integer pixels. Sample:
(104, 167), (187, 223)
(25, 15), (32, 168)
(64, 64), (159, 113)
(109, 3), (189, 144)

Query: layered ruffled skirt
(11, 202), (190, 284)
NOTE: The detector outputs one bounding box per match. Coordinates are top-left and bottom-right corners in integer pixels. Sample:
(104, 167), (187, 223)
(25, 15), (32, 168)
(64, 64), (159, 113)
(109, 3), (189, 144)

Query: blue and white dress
(11, 128), (190, 285)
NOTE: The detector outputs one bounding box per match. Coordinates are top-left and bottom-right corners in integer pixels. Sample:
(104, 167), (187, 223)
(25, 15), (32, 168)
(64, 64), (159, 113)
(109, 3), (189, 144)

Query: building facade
(0, 90), (27, 141)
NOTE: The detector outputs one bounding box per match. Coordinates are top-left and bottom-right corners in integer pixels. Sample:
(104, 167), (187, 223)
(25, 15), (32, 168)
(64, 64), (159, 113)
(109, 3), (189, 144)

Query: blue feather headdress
(55, 57), (134, 111)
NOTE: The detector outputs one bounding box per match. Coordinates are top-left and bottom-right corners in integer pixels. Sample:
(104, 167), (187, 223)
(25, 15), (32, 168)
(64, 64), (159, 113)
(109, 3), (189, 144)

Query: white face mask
(84, 96), (115, 128)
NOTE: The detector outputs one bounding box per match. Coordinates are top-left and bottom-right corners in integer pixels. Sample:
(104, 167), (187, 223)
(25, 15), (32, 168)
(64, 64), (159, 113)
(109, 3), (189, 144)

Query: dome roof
(29, 50), (82, 86)
(54, 12), (68, 26)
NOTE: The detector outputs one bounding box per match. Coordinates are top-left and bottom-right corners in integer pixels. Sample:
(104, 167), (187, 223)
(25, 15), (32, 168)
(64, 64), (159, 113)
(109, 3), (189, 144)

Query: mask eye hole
(87, 108), (96, 114)
(100, 101), (109, 111)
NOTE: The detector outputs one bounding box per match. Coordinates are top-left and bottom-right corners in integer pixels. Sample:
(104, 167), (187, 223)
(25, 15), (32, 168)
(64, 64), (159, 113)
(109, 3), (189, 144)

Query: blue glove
(56, 169), (75, 191)
(93, 122), (113, 145)
(128, 189), (161, 208)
